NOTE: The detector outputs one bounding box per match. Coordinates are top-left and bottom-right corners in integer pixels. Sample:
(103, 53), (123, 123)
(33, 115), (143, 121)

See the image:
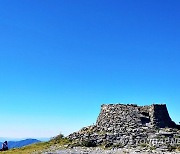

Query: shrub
(140, 143), (148, 148)
(50, 133), (71, 145)
(177, 146), (180, 151)
(53, 133), (64, 140)
(150, 146), (156, 150)
(168, 145), (176, 152)
(50, 133), (64, 142)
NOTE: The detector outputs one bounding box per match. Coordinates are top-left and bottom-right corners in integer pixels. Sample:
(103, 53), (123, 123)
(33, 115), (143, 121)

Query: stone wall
(96, 104), (177, 130)
(68, 103), (179, 149)
(149, 104), (177, 128)
(96, 104), (143, 133)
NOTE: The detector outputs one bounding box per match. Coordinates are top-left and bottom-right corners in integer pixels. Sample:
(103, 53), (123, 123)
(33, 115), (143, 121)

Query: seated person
(0, 141), (8, 151)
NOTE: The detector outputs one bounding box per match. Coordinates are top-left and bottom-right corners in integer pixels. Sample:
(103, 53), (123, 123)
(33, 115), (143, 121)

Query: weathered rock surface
(68, 103), (180, 152)
(43, 147), (180, 154)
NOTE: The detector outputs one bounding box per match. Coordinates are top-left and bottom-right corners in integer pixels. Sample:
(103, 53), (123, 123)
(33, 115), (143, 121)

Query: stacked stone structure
(68, 103), (180, 150)
(96, 104), (177, 130)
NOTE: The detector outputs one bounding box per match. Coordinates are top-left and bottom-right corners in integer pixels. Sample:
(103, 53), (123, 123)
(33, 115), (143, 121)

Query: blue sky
(0, 0), (180, 138)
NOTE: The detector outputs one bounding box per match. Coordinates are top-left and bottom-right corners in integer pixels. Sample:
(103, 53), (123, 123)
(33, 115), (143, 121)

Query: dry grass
(1, 135), (71, 154)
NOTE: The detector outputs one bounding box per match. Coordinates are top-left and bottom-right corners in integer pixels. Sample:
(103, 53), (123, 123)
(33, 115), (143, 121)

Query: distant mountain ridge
(0, 139), (40, 149)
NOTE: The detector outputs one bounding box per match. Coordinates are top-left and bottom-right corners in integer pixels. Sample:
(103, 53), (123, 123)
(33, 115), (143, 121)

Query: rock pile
(96, 104), (177, 130)
(68, 104), (180, 152)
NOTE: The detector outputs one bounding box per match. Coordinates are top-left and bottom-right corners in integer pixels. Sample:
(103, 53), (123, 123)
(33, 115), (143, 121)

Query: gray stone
(67, 103), (180, 153)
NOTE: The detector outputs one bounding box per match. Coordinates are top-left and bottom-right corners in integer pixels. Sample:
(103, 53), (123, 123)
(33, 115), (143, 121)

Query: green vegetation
(1, 133), (72, 154)
(177, 146), (180, 151)
(1, 133), (98, 153)
(50, 133), (71, 145)
(140, 143), (148, 148)
(167, 145), (177, 152)
(1, 133), (180, 153)
(1, 142), (51, 154)
(149, 146), (156, 150)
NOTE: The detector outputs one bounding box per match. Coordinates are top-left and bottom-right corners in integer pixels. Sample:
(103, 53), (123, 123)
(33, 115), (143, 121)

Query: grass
(1, 134), (72, 154)
(1, 132), (179, 153)
(177, 146), (180, 152)
(167, 145), (177, 152)
(0, 142), (51, 154)
(1, 133), (98, 153)
(140, 143), (148, 148)
(149, 146), (156, 150)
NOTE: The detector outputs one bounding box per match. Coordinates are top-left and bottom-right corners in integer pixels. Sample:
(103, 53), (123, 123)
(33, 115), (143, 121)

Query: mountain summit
(68, 103), (180, 150)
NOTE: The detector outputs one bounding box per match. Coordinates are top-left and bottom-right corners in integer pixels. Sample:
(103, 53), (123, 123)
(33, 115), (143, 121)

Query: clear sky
(0, 0), (180, 138)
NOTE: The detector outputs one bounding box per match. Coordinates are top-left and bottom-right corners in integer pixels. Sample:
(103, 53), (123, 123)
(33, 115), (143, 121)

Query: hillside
(1, 104), (180, 154)
(0, 136), (70, 154)
(2, 139), (40, 149)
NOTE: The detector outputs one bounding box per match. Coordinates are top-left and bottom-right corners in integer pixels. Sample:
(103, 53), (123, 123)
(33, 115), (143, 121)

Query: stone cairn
(68, 104), (180, 150)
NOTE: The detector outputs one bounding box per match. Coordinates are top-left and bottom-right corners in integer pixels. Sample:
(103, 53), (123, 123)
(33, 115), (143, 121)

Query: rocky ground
(37, 104), (180, 154)
(42, 147), (180, 154)
(67, 104), (180, 153)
